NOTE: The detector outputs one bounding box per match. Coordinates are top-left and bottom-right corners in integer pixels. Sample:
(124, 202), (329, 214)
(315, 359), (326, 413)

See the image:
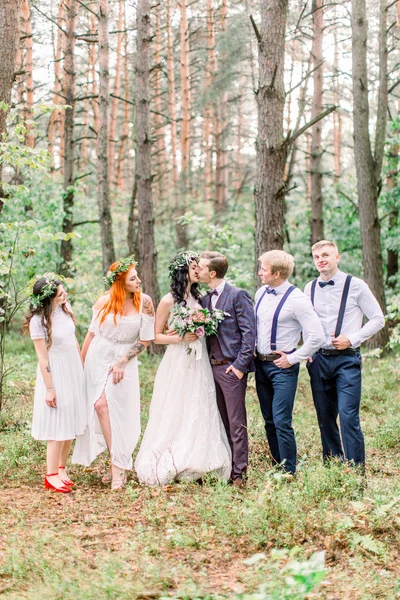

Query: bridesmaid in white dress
(72, 256), (155, 489)
(26, 275), (86, 493)
(135, 251), (231, 486)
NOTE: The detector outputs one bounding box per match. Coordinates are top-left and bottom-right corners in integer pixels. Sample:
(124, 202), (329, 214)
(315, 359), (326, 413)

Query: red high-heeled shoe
(58, 466), (74, 487)
(44, 473), (71, 493)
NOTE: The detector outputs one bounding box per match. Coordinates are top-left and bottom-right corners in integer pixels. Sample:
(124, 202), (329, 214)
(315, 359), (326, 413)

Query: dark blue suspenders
(270, 286), (296, 350)
(310, 275), (352, 337)
(335, 275), (352, 337)
(256, 285), (296, 351)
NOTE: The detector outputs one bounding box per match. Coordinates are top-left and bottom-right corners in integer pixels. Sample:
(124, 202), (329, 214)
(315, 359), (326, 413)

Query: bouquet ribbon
(188, 339), (203, 360)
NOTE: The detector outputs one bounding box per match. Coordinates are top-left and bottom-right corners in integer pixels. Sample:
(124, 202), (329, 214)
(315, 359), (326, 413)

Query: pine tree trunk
(166, 0), (178, 194)
(0, 0), (21, 213)
(254, 0), (289, 258)
(115, 22), (130, 190)
(59, 0), (77, 277)
(176, 0), (190, 249)
(21, 0), (34, 148)
(108, 0), (124, 187)
(153, 2), (167, 204)
(310, 0), (324, 244)
(351, 0), (388, 347)
(90, 14), (99, 137)
(333, 18), (341, 182)
(136, 0), (160, 311)
(203, 0), (215, 206)
(97, 0), (115, 274)
(48, 0), (64, 171)
(215, 0), (228, 214)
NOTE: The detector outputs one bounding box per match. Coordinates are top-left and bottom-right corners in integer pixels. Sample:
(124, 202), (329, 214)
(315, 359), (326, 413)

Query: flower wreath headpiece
(103, 255), (137, 288)
(29, 272), (66, 309)
(168, 251), (199, 279)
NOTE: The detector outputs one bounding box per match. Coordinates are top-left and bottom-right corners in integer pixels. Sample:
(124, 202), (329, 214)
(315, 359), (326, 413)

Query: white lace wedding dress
(135, 295), (231, 485)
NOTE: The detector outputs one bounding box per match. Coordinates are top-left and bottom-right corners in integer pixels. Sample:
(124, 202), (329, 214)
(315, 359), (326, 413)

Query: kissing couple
(135, 250), (256, 488)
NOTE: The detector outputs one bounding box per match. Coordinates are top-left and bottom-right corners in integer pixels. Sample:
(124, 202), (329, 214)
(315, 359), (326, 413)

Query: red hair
(98, 261), (141, 326)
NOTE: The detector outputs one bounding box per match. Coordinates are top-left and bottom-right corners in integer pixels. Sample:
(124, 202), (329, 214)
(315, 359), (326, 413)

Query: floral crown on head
(103, 255), (137, 288)
(29, 273), (65, 309)
(168, 251), (199, 279)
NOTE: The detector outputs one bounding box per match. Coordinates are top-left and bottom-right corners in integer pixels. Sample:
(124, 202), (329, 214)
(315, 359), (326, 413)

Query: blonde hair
(311, 240), (339, 253)
(259, 250), (294, 280)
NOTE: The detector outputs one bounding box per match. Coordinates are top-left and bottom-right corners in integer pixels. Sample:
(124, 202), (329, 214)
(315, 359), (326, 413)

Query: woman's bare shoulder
(158, 293), (174, 309)
(93, 294), (109, 310)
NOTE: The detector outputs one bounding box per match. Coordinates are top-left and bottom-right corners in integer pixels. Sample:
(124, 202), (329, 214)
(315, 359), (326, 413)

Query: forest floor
(0, 335), (400, 599)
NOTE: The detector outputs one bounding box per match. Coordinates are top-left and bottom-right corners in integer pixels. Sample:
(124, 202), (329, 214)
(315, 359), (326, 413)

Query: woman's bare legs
(95, 393), (124, 487)
(94, 392), (112, 450)
(46, 440), (68, 487)
(58, 440), (73, 482)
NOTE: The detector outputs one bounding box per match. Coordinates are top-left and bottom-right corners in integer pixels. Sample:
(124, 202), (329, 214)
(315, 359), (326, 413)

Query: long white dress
(135, 295), (231, 485)
(72, 300), (154, 471)
(30, 306), (87, 441)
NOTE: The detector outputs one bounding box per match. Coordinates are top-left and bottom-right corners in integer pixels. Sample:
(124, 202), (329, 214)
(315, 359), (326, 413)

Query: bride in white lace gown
(135, 251), (231, 485)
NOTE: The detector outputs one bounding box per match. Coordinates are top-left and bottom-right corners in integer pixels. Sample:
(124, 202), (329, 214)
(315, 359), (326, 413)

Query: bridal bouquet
(169, 305), (229, 339)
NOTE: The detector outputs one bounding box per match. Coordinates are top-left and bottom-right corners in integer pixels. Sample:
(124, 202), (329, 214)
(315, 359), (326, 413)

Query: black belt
(318, 348), (358, 356)
(256, 353), (278, 362)
(256, 349), (296, 362)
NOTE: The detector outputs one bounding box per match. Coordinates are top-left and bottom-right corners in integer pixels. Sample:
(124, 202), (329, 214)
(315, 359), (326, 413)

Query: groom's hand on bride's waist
(225, 365), (244, 380)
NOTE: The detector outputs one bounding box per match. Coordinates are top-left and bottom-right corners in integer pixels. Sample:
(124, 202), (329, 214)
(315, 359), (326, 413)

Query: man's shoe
(231, 477), (245, 489)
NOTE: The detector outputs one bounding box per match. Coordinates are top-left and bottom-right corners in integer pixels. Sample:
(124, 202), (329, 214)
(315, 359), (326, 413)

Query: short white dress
(29, 306), (87, 441)
(72, 300), (154, 471)
(135, 295), (231, 485)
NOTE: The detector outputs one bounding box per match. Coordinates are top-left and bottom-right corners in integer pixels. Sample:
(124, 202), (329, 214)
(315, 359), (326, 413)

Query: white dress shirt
(254, 280), (325, 365)
(211, 280), (226, 309)
(304, 269), (385, 349)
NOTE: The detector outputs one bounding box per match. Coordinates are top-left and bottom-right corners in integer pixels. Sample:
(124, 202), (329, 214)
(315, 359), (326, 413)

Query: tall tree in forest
(351, 0), (388, 346)
(108, 0), (124, 187)
(215, 0), (229, 214)
(310, 0), (324, 244)
(135, 0), (159, 311)
(166, 0), (178, 195)
(0, 0), (21, 213)
(176, 0), (190, 249)
(48, 0), (64, 170)
(97, 0), (115, 274)
(253, 1), (289, 255)
(59, 0), (77, 276)
(21, 0), (34, 148)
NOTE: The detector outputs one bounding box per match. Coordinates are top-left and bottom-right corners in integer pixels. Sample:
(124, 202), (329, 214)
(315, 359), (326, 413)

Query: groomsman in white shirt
(304, 240), (385, 467)
(255, 250), (325, 475)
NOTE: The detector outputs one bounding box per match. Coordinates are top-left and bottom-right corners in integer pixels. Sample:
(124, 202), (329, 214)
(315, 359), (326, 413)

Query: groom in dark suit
(198, 251), (256, 487)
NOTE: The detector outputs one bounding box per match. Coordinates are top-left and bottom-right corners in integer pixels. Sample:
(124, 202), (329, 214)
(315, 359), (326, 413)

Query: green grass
(0, 337), (400, 599)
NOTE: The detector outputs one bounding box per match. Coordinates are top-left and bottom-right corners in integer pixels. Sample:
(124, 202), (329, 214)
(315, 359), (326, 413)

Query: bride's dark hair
(169, 254), (201, 306)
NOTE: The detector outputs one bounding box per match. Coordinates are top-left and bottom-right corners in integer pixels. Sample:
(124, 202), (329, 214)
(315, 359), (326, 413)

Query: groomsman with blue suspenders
(304, 240), (385, 466)
(254, 250), (325, 474)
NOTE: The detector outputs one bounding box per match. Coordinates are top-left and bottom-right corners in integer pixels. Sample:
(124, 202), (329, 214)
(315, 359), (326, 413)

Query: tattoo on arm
(116, 342), (146, 368)
(142, 296), (155, 316)
(126, 342), (145, 362)
(45, 364), (51, 373)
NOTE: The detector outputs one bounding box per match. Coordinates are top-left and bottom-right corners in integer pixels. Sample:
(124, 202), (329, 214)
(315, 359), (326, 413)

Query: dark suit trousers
(255, 359), (299, 474)
(307, 351), (364, 464)
(212, 364), (248, 480)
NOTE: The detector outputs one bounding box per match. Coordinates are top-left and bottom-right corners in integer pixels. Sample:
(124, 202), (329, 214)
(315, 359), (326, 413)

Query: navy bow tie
(319, 280), (335, 288)
(265, 286), (277, 296)
(207, 289), (218, 296)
